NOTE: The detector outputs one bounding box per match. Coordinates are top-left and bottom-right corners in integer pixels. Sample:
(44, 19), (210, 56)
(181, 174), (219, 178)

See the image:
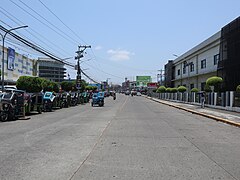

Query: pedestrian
(200, 92), (205, 108)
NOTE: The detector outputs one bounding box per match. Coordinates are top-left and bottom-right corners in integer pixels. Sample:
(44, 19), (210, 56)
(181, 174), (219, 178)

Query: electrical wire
(8, 0), (78, 46)
(37, 0), (88, 45)
(0, 7), (71, 57)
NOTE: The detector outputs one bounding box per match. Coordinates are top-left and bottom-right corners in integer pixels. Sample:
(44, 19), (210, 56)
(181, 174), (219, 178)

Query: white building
(0, 46), (38, 84)
(165, 31), (221, 91)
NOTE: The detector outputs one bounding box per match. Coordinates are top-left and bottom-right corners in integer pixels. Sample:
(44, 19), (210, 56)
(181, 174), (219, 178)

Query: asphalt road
(0, 94), (239, 180)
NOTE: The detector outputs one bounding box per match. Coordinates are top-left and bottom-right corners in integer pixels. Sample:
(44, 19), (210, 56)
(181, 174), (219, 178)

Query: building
(164, 17), (240, 92)
(38, 58), (66, 82)
(170, 31), (220, 91)
(0, 46), (38, 85)
(217, 17), (240, 91)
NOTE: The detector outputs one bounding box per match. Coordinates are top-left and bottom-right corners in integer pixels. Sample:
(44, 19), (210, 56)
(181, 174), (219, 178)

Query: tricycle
(0, 89), (29, 121)
(91, 92), (104, 107)
(43, 91), (55, 112)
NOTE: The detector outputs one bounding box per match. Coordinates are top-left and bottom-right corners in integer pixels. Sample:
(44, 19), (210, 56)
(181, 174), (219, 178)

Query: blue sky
(1, 0), (240, 84)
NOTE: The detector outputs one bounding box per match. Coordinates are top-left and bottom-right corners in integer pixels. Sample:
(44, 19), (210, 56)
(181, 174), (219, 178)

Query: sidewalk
(144, 96), (240, 128)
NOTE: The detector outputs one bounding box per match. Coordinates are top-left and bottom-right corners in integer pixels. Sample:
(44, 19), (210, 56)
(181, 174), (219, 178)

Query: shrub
(178, 86), (187, 93)
(206, 76), (223, 86)
(191, 88), (199, 93)
(152, 89), (157, 93)
(171, 88), (178, 93)
(206, 76), (223, 92)
(156, 86), (166, 93)
(204, 84), (212, 92)
(166, 88), (171, 93)
(236, 85), (240, 93)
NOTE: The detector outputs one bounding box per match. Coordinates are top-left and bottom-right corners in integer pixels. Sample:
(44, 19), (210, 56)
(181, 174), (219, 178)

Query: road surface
(0, 94), (239, 180)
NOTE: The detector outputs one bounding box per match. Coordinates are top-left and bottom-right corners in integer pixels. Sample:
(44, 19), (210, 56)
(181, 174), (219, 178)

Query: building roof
(173, 31), (221, 64)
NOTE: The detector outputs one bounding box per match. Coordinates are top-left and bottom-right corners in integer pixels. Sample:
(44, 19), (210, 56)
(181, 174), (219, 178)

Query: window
(177, 69), (180, 75)
(201, 59), (206, 69)
(183, 67), (186, 74)
(214, 54), (219, 65)
(190, 84), (194, 90)
(190, 63), (194, 72)
(201, 82), (206, 91)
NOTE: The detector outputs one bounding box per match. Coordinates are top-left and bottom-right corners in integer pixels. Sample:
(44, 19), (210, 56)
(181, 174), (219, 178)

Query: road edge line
(145, 96), (240, 128)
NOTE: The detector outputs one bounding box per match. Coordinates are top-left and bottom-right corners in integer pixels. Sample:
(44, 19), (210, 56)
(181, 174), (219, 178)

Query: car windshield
(3, 92), (13, 99)
(45, 93), (51, 97)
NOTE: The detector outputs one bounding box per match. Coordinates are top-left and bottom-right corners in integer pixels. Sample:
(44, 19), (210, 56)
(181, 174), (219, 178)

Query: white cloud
(107, 49), (134, 61)
(95, 45), (103, 50)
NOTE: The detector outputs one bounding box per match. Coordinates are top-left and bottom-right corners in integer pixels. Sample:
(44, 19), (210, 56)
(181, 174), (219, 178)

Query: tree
(60, 81), (75, 92)
(42, 80), (59, 93)
(16, 76), (43, 93)
(178, 86), (187, 93)
(206, 76), (223, 92)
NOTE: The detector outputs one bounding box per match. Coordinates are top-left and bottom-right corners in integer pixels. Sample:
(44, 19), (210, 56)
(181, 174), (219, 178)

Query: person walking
(200, 92), (205, 108)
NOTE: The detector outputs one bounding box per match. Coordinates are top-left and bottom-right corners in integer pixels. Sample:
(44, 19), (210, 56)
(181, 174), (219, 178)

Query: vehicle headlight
(3, 104), (8, 108)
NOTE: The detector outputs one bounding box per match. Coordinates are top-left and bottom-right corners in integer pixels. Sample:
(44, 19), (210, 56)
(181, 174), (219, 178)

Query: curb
(145, 96), (240, 128)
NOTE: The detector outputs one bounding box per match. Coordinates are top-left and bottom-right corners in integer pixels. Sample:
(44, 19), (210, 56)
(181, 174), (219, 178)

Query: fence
(151, 91), (240, 111)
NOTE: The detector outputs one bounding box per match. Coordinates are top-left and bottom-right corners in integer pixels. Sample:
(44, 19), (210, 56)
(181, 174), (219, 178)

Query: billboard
(89, 83), (101, 90)
(147, 82), (158, 88)
(136, 76), (152, 87)
(7, 47), (15, 71)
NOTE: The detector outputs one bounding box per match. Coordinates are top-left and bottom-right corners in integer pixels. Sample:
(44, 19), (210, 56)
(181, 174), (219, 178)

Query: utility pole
(158, 69), (164, 86)
(75, 45), (91, 102)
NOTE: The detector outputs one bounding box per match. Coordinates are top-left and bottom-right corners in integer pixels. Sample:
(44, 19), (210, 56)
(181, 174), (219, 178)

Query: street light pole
(0, 25), (28, 91)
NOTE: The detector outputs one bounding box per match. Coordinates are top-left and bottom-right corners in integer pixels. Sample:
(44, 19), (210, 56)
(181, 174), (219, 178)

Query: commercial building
(0, 46), (38, 85)
(164, 16), (240, 92)
(38, 58), (66, 82)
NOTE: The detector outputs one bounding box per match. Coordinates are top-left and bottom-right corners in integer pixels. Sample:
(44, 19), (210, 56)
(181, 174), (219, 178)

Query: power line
(8, 0), (78, 46)
(0, 7), (71, 57)
(18, 0), (80, 45)
(37, 0), (88, 45)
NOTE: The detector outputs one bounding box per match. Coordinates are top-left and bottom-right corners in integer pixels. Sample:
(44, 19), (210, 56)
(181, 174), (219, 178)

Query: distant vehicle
(125, 90), (130, 95)
(131, 90), (137, 96)
(91, 92), (104, 107)
(136, 92), (141, 96)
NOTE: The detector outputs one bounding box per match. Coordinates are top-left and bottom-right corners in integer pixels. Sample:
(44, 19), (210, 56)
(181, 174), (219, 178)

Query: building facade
(218, 17), (240, 91)
(38, 58), (66, 82)
(164, 17), (240, 92)
(0, 46), (38, 84)
(171, 31), (220, 91)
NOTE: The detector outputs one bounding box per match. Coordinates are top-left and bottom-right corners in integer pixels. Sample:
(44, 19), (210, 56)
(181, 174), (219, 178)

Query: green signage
(136, 76), (151, 87)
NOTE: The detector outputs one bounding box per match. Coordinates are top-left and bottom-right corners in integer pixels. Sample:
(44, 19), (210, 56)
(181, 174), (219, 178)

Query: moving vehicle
(91, 92), (104, 107)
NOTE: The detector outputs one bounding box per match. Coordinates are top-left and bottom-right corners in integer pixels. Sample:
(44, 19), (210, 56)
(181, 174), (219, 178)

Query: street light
(0, 25), (28, 91)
